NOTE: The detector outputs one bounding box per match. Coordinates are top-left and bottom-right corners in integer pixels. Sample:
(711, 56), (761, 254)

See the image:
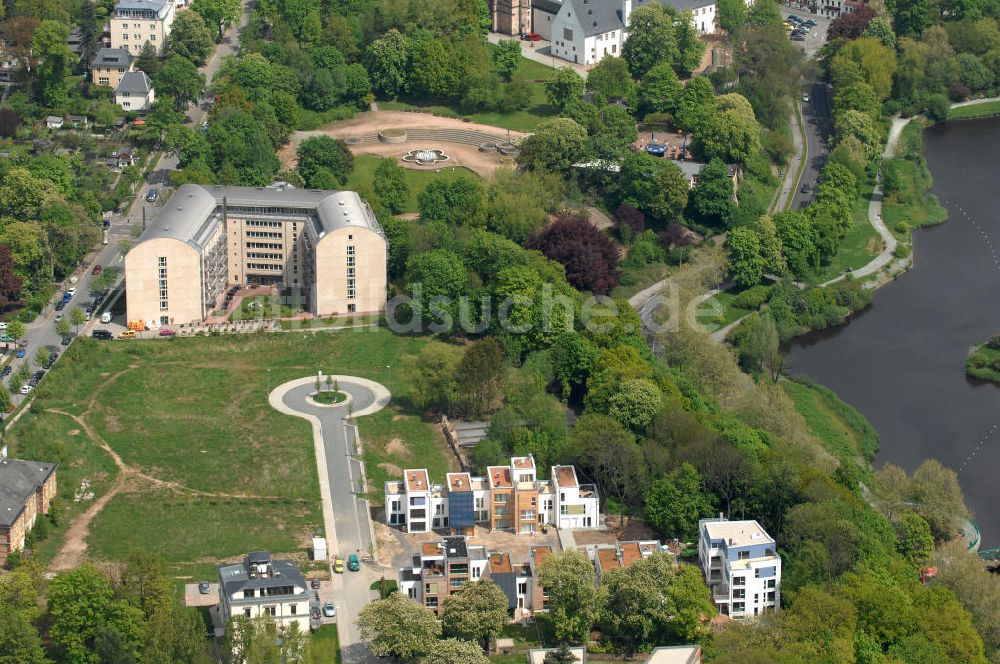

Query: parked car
(159, 328), (176, 336)
(67, 287), (77, 297)
(0, 321), (7, 331)
(322, 602), (336, 618)
(92, 265), (102, 276)
(800, 183), (812, 193)
(791, 33), (806, 41)
(119, 329), (136, 339)
(55, 313), (64, 322)
(101, 311), (113, 324)
(311, 579), (321, 590)
(19, 384), (32, 394)
(92, 330), (113, 340)
(333, 557), (345, 574)
(61, 335), (73, 345)
(802, 93), (810, 102)
(198, 581), (211, 594)
(15, 348), (26, 358)
(146, 188), (158, 202)
(521, 32), (542, 41)
(1, 366), (11, 378)
(801, 19), (816, 27)
(787, 14), (802, 22)
(347, 554), (360, 572)
(54, 301), (66, 312)
(48, 352), (57, 365)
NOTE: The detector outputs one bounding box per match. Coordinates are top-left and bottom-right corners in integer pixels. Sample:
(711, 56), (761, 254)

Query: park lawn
(813, 184), (881, 282)
(881, 157), (948, 235)
(966, 344), (1000, 382)
(699, 288), (754, 333)
(782, 378), (879, 464)
(309, 625), (342, 664)
(610, 262), (674, 301)
(379, 52), (557, 133)
(5, 328), (451, 567)
(344, 156), (479, 213)
(949, 100), (1000, 121)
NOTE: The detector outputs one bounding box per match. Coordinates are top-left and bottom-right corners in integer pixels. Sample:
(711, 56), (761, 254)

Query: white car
(802, 94), (810, 103)
(0, 322), (7, 331)
(19, 384), (32, 395)
(67, 287), (77, 296)
(322, 601), (336, 618)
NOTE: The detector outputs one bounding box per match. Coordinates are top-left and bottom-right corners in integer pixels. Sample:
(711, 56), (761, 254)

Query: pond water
(784, 116), (1000, 545)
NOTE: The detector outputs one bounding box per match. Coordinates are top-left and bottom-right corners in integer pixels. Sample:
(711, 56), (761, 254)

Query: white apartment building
(217, 552), (311, 633)
(111, 0), (176, 54)
(698, 517), (781, 618)
(384, 456), (600, 535)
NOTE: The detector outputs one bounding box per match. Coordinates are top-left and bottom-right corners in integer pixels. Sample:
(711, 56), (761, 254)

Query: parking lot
(782, 7), (831, 59)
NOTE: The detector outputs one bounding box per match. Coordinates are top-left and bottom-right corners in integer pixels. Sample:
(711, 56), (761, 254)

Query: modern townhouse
(217, 551), (311, 632)
(110, 0), (176, 54)
(384, 456), (599, 535)
(397, 537), (489, 614)
(698, 517), (781, 618)
(528, 545), (553, 612)
(484, 551), (534, 616)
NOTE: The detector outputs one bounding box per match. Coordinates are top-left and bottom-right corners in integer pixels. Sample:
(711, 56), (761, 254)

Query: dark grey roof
(93, 47), (133, 69)
(115, 71), (152, 95)
(113, 0), (172, 18)
(637, 0), (715, 11)
(535, 0), (563, 13)
(0, 457), (57, 528)
(218, 555), (309, 605)
(566, 0), (625, 37)
(139, 184), (385, 253)
(443, 537), (468, 559)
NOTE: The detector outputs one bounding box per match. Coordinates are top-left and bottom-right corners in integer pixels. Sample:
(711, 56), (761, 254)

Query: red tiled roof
(489, 466), (512, 488)
(533, 546), (553, 568)
(554, 466), (578, 488)
(405, 469), (429, 491)
(597, 548), (620, 571)
(489, 552), (513, 574)
(512, 456), (535, 469)
(447, 472), (472, 492)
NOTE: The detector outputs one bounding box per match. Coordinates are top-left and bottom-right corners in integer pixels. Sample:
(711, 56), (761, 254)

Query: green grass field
(949, 100), (1000, 121)
(966, 343), (1000, 382)
(699, 287), (755, 333)
(782, 377), (879, 463)
(380, 52), (557, 132)
(5, 328), (454, 572)
(813, 184), (881, 282)
(344, 156), (478, 213)
(309, 625), (342, 664)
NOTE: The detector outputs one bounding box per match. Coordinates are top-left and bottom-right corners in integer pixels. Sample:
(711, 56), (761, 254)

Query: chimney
(622, 0), (633, 26)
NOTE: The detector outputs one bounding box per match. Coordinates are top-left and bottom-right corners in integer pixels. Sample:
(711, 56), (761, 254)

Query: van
(92, 330), (113, 340)
(118, 329), (136, 340)
(101, 312), (112, 324)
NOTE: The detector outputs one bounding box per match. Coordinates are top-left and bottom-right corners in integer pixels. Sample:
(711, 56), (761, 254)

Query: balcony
(421, 565), (444, 577)
(712, 580), (730, 602)
(579, 483), (597, 498)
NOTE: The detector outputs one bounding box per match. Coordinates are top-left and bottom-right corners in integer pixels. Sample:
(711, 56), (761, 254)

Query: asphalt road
(791, 80), (834, 210)
(279, 381), (383, 664)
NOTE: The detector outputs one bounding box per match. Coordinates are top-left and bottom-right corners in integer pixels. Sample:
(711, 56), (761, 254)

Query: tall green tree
(441, 579), (508, 652)
(32, 21), (72, 107)
(402, 342), (462, 413)
(698, 93), (762, 164)
(493, 39), (522, 81)
(675, 11), (707, 74)
(454, 338), (506, 417)
(692, 158), (734, 225)
(191, 0), (241, 41)
(169, 9), (214, 64)
(537, 550), (603, 643)
(645, 462), (712, 540)
(716, 0), (748, 33)
(372, 158), (409, 214)
(155, 56), (206, 111)
(585, 57), (636, 105)
(726, 226), (764, 287)
(365, 29), (410, 98)
(675, 76), (716, 135)
(516, 118), (588, 173)
(638, 62), (683, 116)
(622, 4), (680, 79)
(0, 603), (47, 664)
(296, 136), (353, 188)
(620, 152), (689, 222)
(419, 639), (490, 664)
(545, 67), (585, 111)
(356, 593), (441, 660)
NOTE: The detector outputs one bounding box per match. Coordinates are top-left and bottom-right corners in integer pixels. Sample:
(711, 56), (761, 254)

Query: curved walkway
(269, 375), (390, 664)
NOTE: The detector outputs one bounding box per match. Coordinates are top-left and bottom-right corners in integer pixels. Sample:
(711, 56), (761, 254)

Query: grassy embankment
(882, 122), (948, 240)
(782, 376), (879, 467)
(5, 329), (457, 577)
(949, 100), (1000, 121)
(381, 52), (557, 132)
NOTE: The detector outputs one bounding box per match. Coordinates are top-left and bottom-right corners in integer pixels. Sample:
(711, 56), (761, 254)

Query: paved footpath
(269, 376), (391, 664)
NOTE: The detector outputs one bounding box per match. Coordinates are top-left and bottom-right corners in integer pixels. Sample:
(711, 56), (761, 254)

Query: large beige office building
(124, 184), (387, 327)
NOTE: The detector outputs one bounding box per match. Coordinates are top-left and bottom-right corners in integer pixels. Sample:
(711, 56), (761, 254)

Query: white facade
(110, 0), (176, 54)
(551, 465), (599, 529)
(114, 71), (155, 111)
(699, 517), (781, 619)
(217, 553), (311, 634)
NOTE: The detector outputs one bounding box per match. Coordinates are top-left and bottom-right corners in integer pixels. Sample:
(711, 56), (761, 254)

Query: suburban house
(217, 551), (311, 632)
(645, 645), (702, 663)
(114, 70), (155, 111)
(107, 148), (139, 171)
(0, 447), (58, 565)
(123, 183), (387, 327)
(397, 537), (490, 614)
(46, 116), (64, 130)
(91, 47), (135, 88)
(384, 456), (600, 534)
(698, 517), (781, 618)
(111, 0), (176, 54)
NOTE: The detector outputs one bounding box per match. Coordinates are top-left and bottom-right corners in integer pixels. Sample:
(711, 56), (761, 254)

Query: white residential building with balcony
(698, 517), (780, 619)
(217, 551), (311, 633)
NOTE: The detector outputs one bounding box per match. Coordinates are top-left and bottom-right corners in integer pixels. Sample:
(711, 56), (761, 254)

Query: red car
(92, 265), (102, 275)
(521, 32), (542, 41)
(159, 328), (176, 336)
